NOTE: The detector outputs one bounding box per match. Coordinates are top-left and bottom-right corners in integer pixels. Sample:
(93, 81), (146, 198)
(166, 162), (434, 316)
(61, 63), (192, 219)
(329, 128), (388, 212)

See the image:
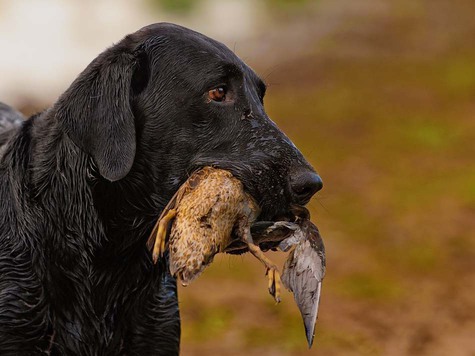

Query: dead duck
(146, 166), (283, 302)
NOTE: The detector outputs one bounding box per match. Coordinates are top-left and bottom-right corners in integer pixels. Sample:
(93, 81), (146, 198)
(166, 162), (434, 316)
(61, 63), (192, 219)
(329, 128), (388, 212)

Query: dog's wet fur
(0, 23), (319, 354)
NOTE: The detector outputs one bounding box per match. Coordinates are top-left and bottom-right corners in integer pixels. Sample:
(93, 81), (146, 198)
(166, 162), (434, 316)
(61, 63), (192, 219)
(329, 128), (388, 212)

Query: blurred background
(1, 0), (474, 355)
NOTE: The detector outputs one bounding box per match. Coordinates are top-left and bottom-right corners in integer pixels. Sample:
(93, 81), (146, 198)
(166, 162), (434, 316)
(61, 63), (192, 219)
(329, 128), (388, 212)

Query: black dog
(0, 23), (322, 355)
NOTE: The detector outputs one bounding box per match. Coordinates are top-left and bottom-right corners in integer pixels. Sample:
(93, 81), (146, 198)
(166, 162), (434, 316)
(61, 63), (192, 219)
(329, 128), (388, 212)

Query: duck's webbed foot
(151, 209), (177, 263)
(243, 231), (282, 303)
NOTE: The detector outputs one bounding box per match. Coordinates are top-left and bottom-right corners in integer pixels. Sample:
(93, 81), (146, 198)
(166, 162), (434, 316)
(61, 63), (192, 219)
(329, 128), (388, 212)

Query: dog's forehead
(137, 23), (229, 50)
(131, 23), (259, 81)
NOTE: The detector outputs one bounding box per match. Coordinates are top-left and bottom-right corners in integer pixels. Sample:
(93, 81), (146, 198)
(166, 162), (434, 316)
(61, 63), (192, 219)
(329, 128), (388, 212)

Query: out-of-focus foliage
(179, 1), (475, 355)
(148, 0), (197, 13)
(148, 0), (313, 13)
(265, 0), (314, 8)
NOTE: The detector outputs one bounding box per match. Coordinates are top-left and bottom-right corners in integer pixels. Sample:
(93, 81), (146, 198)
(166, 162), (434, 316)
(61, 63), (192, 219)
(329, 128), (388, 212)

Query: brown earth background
(3, 0), (475, 355)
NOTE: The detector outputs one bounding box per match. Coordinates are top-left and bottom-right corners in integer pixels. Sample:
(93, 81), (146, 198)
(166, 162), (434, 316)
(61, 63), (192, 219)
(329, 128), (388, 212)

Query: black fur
(0, 23), (317, 355)
(0, 103), (24, 147)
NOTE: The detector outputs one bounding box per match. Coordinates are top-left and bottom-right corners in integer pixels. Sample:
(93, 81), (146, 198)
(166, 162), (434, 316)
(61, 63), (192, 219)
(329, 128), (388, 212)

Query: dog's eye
(208, 86), (227, 102)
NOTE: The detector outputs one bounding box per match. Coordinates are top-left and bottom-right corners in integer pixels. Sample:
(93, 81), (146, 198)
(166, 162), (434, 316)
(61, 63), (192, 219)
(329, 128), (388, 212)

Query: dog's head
(57, 23), (322, 221)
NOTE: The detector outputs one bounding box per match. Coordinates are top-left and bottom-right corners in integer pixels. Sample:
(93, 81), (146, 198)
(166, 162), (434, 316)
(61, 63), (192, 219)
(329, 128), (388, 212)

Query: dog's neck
(26, 111), (160, 256)
(0, 111), (176, 344)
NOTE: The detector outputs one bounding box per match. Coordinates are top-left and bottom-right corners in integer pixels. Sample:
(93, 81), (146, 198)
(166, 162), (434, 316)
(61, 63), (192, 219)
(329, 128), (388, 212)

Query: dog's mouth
(183, 163), (309, 254)
(225, 204), (311, 255)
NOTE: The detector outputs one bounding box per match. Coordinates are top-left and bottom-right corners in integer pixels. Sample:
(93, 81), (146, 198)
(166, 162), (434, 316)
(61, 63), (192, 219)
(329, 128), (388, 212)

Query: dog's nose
(290, 170), (323, 205)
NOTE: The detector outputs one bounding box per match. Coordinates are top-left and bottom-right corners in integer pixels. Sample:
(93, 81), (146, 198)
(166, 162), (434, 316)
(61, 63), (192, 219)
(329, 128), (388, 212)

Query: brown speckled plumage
(147, 167), (282, 301)
(147, 168), (327, 344)
(168, 167), (259, 284)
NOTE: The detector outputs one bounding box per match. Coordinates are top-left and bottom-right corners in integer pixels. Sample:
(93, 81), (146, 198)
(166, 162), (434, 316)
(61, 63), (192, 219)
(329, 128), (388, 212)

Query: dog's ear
(57, 46), (149, 182)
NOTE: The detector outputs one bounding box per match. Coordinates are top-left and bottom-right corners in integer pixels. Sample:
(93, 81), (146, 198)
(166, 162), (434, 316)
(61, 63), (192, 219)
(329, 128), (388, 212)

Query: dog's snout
(290, 171), (323, 205)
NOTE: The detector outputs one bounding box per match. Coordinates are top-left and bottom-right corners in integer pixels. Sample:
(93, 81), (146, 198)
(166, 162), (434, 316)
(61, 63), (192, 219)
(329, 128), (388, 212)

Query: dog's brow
(222, 62), (241, 75)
